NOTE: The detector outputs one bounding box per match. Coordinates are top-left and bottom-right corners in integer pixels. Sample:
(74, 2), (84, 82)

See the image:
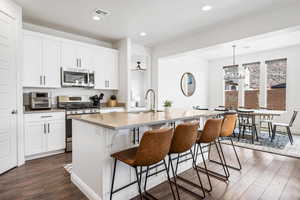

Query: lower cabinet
(24, 112), (66, 159)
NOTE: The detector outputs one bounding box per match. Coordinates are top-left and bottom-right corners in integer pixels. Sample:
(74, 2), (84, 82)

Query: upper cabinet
(23, 30), (119, 90)
(23, 31), (61, 88)
(23, 34), (43, 87)
(93, 47), (119, 90)
(61, 42), (93, 69)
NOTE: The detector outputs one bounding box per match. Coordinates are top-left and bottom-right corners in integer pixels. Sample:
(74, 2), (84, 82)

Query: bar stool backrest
(289, 111), (298, 127)
(220, 114), (237, 137)
(198, 119), (223, 143)
(135, 128), (173, 166)
(169, 121), (199, 154)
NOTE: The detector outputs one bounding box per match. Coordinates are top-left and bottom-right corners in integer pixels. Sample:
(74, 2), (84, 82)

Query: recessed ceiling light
(140, 32), (147, 37)
(93, 15), (101, 21)
(202, 5), (212, 11)
(244, 46), (251, 49)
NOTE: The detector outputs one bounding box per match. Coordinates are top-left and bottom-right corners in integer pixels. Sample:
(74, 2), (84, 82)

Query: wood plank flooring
(1, 146), (299, 200)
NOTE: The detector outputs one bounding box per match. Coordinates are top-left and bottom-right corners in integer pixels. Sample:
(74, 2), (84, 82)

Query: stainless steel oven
(61, 68), (95, 88)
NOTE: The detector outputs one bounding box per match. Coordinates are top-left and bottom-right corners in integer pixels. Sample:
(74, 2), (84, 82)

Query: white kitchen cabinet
(77, 45), (93, 69)
(61, 42), (93, 69)
(61, 42), (78, 67)
(24, 112), (66, 159)
(43, 38), (61, 88)
(23, 31), (61, 88)
(24, 121), (46, 156)
(47, 119), (66, 152)
(23, 34), (43, 87)
(94, 47), (119, 90)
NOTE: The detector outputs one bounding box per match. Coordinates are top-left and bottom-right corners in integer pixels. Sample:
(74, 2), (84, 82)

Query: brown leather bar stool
(194, 118), (229, 182)
(209, 114), (242, 171)
(168, 121), (209, 199)
(110, 128), (176, 200)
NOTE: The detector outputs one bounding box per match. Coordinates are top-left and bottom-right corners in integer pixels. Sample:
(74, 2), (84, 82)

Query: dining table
(234, 108), (286, 134)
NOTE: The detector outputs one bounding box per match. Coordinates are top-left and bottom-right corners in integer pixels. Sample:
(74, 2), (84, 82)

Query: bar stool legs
(143, 160), (176, 200)
(195, 141), (229, 182)
(110, 158), (117, 200)
(168, 149), (208, 199)
(208, 138), (242, 171)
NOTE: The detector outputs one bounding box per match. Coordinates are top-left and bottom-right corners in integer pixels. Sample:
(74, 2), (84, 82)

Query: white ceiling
(14, 0), (298, 47)
(180, 26), (300, 61)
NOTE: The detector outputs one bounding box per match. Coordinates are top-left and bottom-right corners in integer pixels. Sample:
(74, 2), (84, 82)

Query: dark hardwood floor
(1, 146), (300, 200)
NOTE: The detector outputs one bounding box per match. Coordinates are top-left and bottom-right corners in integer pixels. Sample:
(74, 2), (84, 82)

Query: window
(266, 58), (287, 110)
(224, 65), (239, 109)
(243, 62), (260, 109)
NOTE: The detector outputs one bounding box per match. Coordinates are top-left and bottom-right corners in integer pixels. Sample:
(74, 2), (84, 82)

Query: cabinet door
(46, 120), (65, 152)
(93, 47), (106, 89)
(77, 45), (93, 69)
(24, 121), (46, 156)
(43, 38), (61, 88)
(107, 50), (119, 89)
(23, 34), (43, 87)
(61, 42), (77, 67)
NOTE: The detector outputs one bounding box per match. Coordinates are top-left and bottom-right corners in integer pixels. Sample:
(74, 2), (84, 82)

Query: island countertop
(70, 109), (222, 130)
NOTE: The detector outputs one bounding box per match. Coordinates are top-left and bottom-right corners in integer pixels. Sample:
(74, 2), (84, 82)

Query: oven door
(62, 69), (89, 87)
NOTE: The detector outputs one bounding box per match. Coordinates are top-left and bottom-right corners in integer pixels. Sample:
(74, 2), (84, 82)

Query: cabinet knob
(11, 109), (18, 115)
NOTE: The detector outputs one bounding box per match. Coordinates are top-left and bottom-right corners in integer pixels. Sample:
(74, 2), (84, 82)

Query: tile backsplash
(23, 87), (117, 107)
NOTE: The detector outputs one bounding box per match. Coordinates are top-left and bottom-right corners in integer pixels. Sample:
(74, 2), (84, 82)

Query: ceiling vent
(93, 9), (109, 19)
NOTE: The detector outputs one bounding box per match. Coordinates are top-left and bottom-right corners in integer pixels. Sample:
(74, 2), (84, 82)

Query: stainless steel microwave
(61, 68), (95, 88)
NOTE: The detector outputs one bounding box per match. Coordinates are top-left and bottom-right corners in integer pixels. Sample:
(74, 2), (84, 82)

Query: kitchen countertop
(24, 108), (66, 114)
(70, 108), (222, 130)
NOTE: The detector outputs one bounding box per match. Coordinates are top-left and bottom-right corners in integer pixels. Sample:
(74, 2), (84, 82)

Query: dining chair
(271, 111), (298, 145)
(259, 107), (274, 138)
(237, 110), (258, 144)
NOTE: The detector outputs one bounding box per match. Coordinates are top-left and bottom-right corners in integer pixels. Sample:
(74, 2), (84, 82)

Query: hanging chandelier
(224, 45), (245, 81)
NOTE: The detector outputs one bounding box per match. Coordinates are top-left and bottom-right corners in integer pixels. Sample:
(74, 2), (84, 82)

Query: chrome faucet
(145, 89), (156, 112)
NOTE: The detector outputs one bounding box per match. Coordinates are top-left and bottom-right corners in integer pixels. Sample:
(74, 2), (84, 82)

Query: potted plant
(163, 100), (172, 112)
(107, 95), (118, 107)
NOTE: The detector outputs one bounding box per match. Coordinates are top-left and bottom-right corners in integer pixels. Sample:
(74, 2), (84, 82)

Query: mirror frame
(180, 72), (196, 97)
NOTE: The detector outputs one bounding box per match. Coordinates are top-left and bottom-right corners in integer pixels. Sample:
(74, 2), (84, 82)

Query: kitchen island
(70, 109), (221, 200)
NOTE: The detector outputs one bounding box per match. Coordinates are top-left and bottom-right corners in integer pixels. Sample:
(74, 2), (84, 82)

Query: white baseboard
(71, 172), (102, 200)
(25, 149), (65, 161)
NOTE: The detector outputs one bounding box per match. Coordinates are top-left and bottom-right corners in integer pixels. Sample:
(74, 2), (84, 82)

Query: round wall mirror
(180, 72), (196, 97)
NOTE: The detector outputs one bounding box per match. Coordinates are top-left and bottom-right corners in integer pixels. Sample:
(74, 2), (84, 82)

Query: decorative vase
(165, 107), (171, 112)
(107, 100), (118, 107)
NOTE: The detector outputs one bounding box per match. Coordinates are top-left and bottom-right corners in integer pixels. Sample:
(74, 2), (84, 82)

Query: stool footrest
(177, 175), (212, 192)
(208, 159), (242, 171)
(170, 180), (205, 199)
(196, 165), (229, 182)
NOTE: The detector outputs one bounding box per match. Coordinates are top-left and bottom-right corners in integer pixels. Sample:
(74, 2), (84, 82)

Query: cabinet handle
(40, 76), (42, 85)
(79, 59), (82, 68)
(48, 123), (50, 133)
(43, 76), (46, 85)
(76, 59), (78, 67)
(44, 123), (46, 134)
(41, 116), (52, 118)
(108, 80), (109, 88)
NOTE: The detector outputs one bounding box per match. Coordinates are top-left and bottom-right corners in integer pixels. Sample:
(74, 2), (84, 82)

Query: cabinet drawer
(25, 112), (65, 122)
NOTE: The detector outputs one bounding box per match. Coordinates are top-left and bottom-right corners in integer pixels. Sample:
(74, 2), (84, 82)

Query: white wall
(23, 23), (112, 48)
(208, 45), (300, 133)
(151, 1), (300, 104)
(157, 55), (208, 110)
